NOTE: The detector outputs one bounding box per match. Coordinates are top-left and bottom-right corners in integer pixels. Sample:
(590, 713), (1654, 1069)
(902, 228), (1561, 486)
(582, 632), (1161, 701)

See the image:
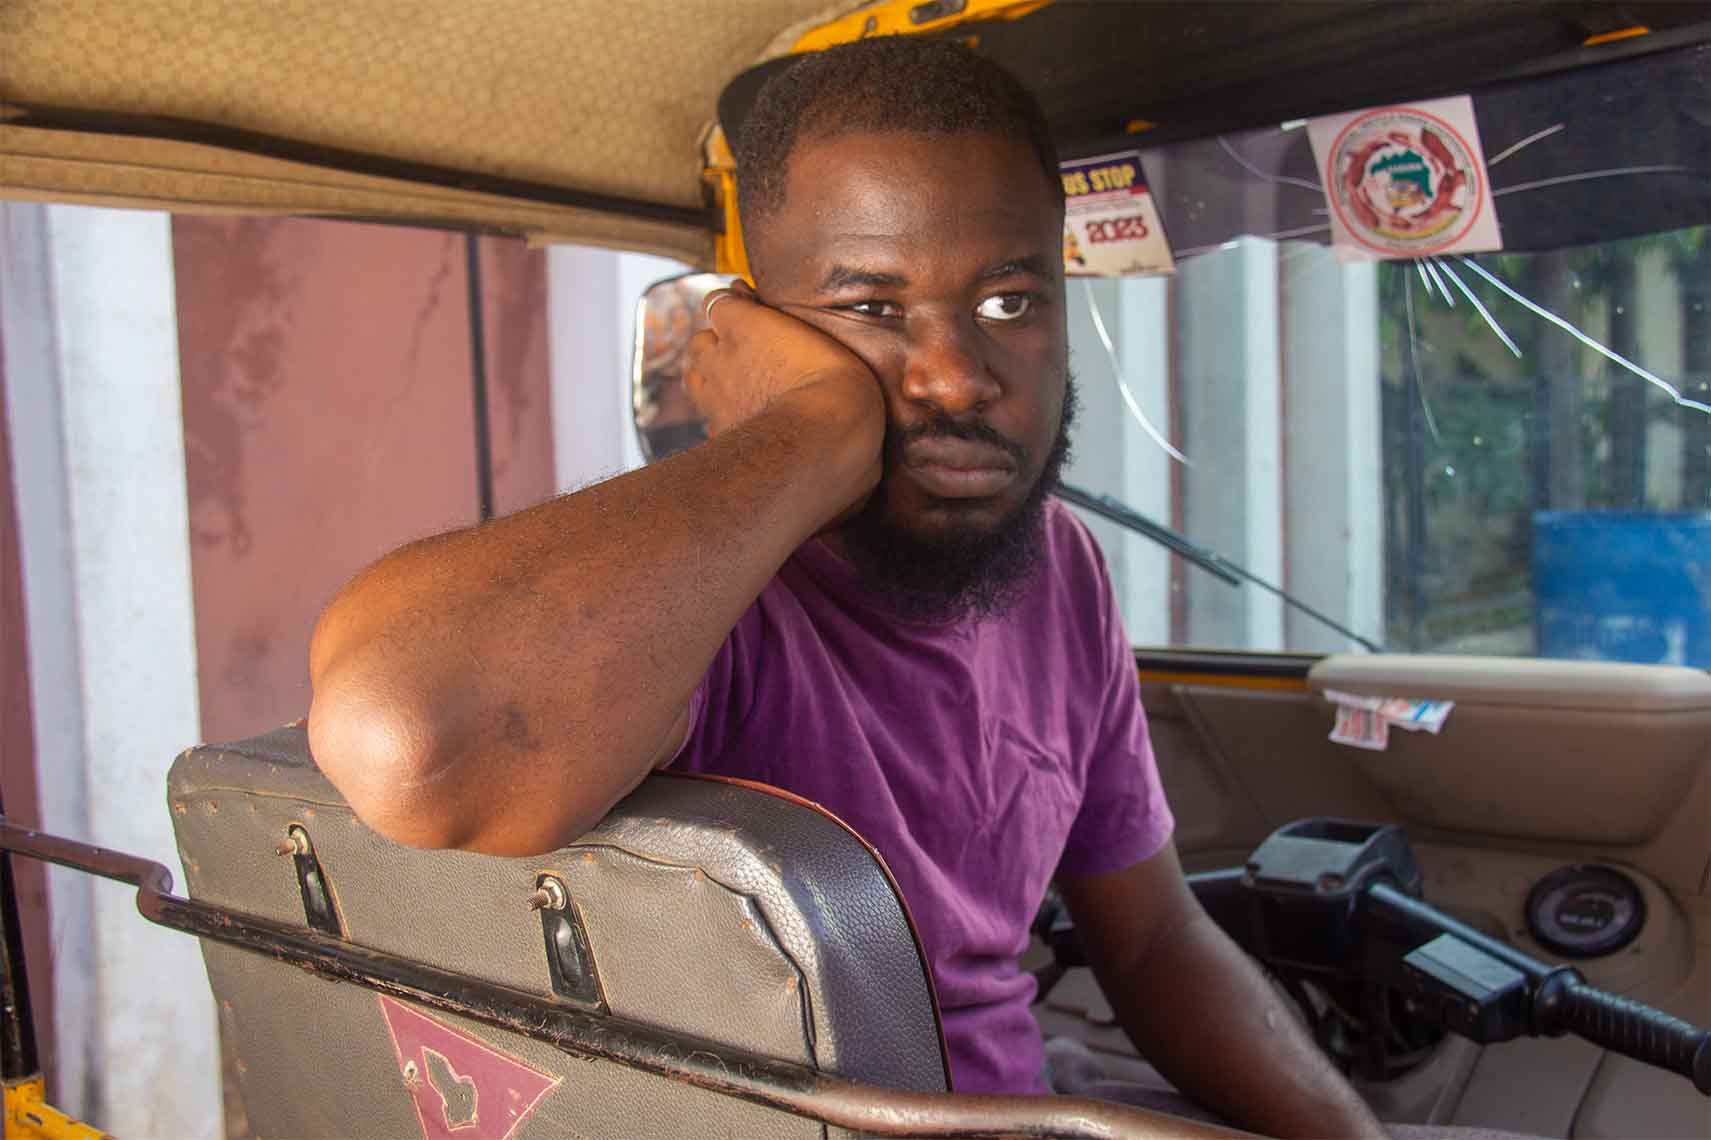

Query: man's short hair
(734, 36), (1064, 233)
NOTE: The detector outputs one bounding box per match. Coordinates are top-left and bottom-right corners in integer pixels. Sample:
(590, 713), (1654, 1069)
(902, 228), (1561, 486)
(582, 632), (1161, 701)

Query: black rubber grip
(1558, 982), (1710, 1095)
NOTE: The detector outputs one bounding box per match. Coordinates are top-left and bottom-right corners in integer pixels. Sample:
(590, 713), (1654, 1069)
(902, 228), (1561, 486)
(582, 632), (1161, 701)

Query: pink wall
(0, 333), (58, 1083)
(480, 237), (556, 517)
(173, 218), (556, 746)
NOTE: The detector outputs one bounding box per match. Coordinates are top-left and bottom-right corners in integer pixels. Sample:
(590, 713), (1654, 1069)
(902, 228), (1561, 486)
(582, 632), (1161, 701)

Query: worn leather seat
(169, 724), (953, 1139)
(175, 726), (1542, 1139)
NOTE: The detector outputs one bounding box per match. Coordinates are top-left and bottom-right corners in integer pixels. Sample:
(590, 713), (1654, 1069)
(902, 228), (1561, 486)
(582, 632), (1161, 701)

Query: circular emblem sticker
(1327, 106), (1486, 256)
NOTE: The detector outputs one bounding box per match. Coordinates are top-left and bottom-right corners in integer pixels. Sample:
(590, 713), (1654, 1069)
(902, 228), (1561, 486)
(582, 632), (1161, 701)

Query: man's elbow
(307, 674), (474, 851)
(306, 675), (623, 856)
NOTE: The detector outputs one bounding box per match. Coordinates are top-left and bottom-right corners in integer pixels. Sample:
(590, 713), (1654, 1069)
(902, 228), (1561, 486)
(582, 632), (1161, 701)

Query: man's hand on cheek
(685, 284), (882, 435)
(685, 284), (886, 519)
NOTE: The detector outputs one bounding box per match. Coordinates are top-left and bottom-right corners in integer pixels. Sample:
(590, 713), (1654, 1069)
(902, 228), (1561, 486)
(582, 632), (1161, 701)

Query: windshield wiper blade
(1056, 483), (1239, 585)
(1055, 483), (1385, 653)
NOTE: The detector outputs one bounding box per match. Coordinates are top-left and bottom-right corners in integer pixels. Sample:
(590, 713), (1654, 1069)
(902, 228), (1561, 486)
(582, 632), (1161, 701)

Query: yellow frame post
(3, 1077), (110, 1140)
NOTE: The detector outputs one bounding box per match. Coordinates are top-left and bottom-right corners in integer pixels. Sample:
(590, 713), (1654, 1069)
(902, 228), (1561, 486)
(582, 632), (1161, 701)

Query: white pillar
(1115, 276), (1175, 645)
(546, 247), (687, 490)
(1, 202), (96, 1121)
(1280, 243), (1384, 652)
(1, 204), (219, 1139)
(1176, 238), (1284, 650)
(1064, 277), (1175, 646)
(1065, 280), (1133, 597)
(1635, 246), (1684, 506)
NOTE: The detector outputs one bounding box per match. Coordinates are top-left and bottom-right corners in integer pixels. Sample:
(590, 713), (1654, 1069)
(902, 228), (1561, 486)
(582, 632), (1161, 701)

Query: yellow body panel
(1135, 669), (1310, 693)
(704, 127), (752, 280)
(791, 0), (1054, 53)
(3, 1078), (109, 1140)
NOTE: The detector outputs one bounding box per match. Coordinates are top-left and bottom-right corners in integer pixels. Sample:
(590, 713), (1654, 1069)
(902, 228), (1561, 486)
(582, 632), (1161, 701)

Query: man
(308, 37), (1387, 1137)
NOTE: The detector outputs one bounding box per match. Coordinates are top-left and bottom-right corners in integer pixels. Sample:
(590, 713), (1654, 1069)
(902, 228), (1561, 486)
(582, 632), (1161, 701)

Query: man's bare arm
(1059, 845), (1389, 1139)
(308, 293), (882, 856)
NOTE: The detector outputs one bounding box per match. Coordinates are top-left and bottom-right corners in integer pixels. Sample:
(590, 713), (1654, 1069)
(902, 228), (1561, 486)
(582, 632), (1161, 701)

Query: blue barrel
(1533, 511), (1711, 667)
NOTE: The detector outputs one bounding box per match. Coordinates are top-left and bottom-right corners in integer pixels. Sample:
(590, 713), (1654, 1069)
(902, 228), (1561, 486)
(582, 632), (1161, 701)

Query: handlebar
(1551, 980), (1710, 1093)
(1362, 882), (1710, 1094)
(1161, 820), (1711, 1097)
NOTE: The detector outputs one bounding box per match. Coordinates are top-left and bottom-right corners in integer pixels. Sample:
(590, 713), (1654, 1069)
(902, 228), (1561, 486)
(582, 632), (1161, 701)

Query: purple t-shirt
(673, 500), (1174, 1094)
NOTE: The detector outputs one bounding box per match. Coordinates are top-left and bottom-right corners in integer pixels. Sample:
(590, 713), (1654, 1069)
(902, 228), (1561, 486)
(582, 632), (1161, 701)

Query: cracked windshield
(1062, 49), (1708, 666)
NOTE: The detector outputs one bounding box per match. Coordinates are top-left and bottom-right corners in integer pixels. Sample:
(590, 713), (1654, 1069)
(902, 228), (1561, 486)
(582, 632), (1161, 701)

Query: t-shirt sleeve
(669, 604), (762, 775)
(1055, 540), (1176, 881)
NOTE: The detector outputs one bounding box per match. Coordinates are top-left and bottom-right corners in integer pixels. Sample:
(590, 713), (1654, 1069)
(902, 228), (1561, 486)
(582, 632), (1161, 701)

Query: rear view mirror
(630, 272), (731, 462)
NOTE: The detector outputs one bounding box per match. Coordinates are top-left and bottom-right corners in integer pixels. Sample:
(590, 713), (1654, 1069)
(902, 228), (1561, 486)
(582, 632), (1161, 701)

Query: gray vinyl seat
(169, 724), (951, 1140)
(167, 726), (1554, 1140)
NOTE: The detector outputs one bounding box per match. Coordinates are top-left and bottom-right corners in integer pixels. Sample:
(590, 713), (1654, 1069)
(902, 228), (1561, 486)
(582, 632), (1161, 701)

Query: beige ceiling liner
(0, 0), (869, 260)
(0, 121), (717, 262)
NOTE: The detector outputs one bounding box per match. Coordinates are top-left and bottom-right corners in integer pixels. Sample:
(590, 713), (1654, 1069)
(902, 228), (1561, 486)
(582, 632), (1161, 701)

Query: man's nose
(898, 319), (1002, 417)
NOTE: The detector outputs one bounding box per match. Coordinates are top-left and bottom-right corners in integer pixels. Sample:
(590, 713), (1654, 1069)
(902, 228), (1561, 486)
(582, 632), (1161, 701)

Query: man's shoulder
(1039, 497), (1111, 586)
(980, 497), (1117, 653)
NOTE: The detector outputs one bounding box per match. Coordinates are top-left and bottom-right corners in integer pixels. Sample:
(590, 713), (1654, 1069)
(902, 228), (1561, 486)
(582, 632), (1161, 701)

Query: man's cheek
(760, 302), (895, 379)
(839, 345), (911, 422)
(803, 317), (896, 381)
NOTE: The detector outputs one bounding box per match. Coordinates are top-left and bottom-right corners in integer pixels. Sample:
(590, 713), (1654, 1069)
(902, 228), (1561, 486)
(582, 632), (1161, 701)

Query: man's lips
(900, 437), (1019, 499)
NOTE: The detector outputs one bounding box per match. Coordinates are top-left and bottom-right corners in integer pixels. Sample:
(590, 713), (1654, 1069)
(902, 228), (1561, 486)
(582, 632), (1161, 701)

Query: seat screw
(527, 877), (568, 912)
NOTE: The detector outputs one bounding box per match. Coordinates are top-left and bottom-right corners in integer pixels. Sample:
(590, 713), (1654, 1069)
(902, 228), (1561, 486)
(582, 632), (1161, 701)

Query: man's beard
(838, 375), (1078, 622)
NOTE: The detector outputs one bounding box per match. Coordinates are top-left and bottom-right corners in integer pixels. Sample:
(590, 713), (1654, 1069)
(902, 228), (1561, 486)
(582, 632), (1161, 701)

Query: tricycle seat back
(167, 725), (948, 1139)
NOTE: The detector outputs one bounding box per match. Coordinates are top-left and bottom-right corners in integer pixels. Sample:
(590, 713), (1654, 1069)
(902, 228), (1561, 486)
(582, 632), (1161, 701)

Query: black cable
(464, 235), (495, 523)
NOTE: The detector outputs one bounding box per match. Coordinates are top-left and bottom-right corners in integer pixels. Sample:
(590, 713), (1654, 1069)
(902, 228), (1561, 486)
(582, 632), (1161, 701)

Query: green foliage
(1376, 227), (1709, 649)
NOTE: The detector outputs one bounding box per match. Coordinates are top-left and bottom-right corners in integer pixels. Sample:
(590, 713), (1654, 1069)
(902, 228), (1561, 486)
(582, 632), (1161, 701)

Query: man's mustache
(885, 416), (1027, 465)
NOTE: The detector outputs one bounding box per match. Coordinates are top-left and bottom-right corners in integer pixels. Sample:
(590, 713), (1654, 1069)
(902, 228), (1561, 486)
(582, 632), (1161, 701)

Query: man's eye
(846, 300), (901, 318)
(975, 294), (1032, 322)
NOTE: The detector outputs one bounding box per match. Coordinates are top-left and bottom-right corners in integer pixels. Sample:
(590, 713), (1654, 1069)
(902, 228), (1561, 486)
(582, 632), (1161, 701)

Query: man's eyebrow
(817, 256), (1052, 292)
(978, 255), (1053, 282)
(819, 265), (909, 291)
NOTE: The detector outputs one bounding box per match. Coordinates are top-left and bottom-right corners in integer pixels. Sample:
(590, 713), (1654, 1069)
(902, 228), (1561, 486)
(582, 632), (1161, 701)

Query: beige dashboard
(1039, 654), (1711, 1137)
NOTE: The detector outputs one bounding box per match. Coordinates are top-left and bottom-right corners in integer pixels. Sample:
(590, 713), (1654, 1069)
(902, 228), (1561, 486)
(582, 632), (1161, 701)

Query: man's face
(749, 130), (1070, 615)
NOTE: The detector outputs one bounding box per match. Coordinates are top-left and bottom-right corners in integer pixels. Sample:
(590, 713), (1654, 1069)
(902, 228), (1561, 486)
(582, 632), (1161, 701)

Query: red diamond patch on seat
(378, 995), (561, 1140)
